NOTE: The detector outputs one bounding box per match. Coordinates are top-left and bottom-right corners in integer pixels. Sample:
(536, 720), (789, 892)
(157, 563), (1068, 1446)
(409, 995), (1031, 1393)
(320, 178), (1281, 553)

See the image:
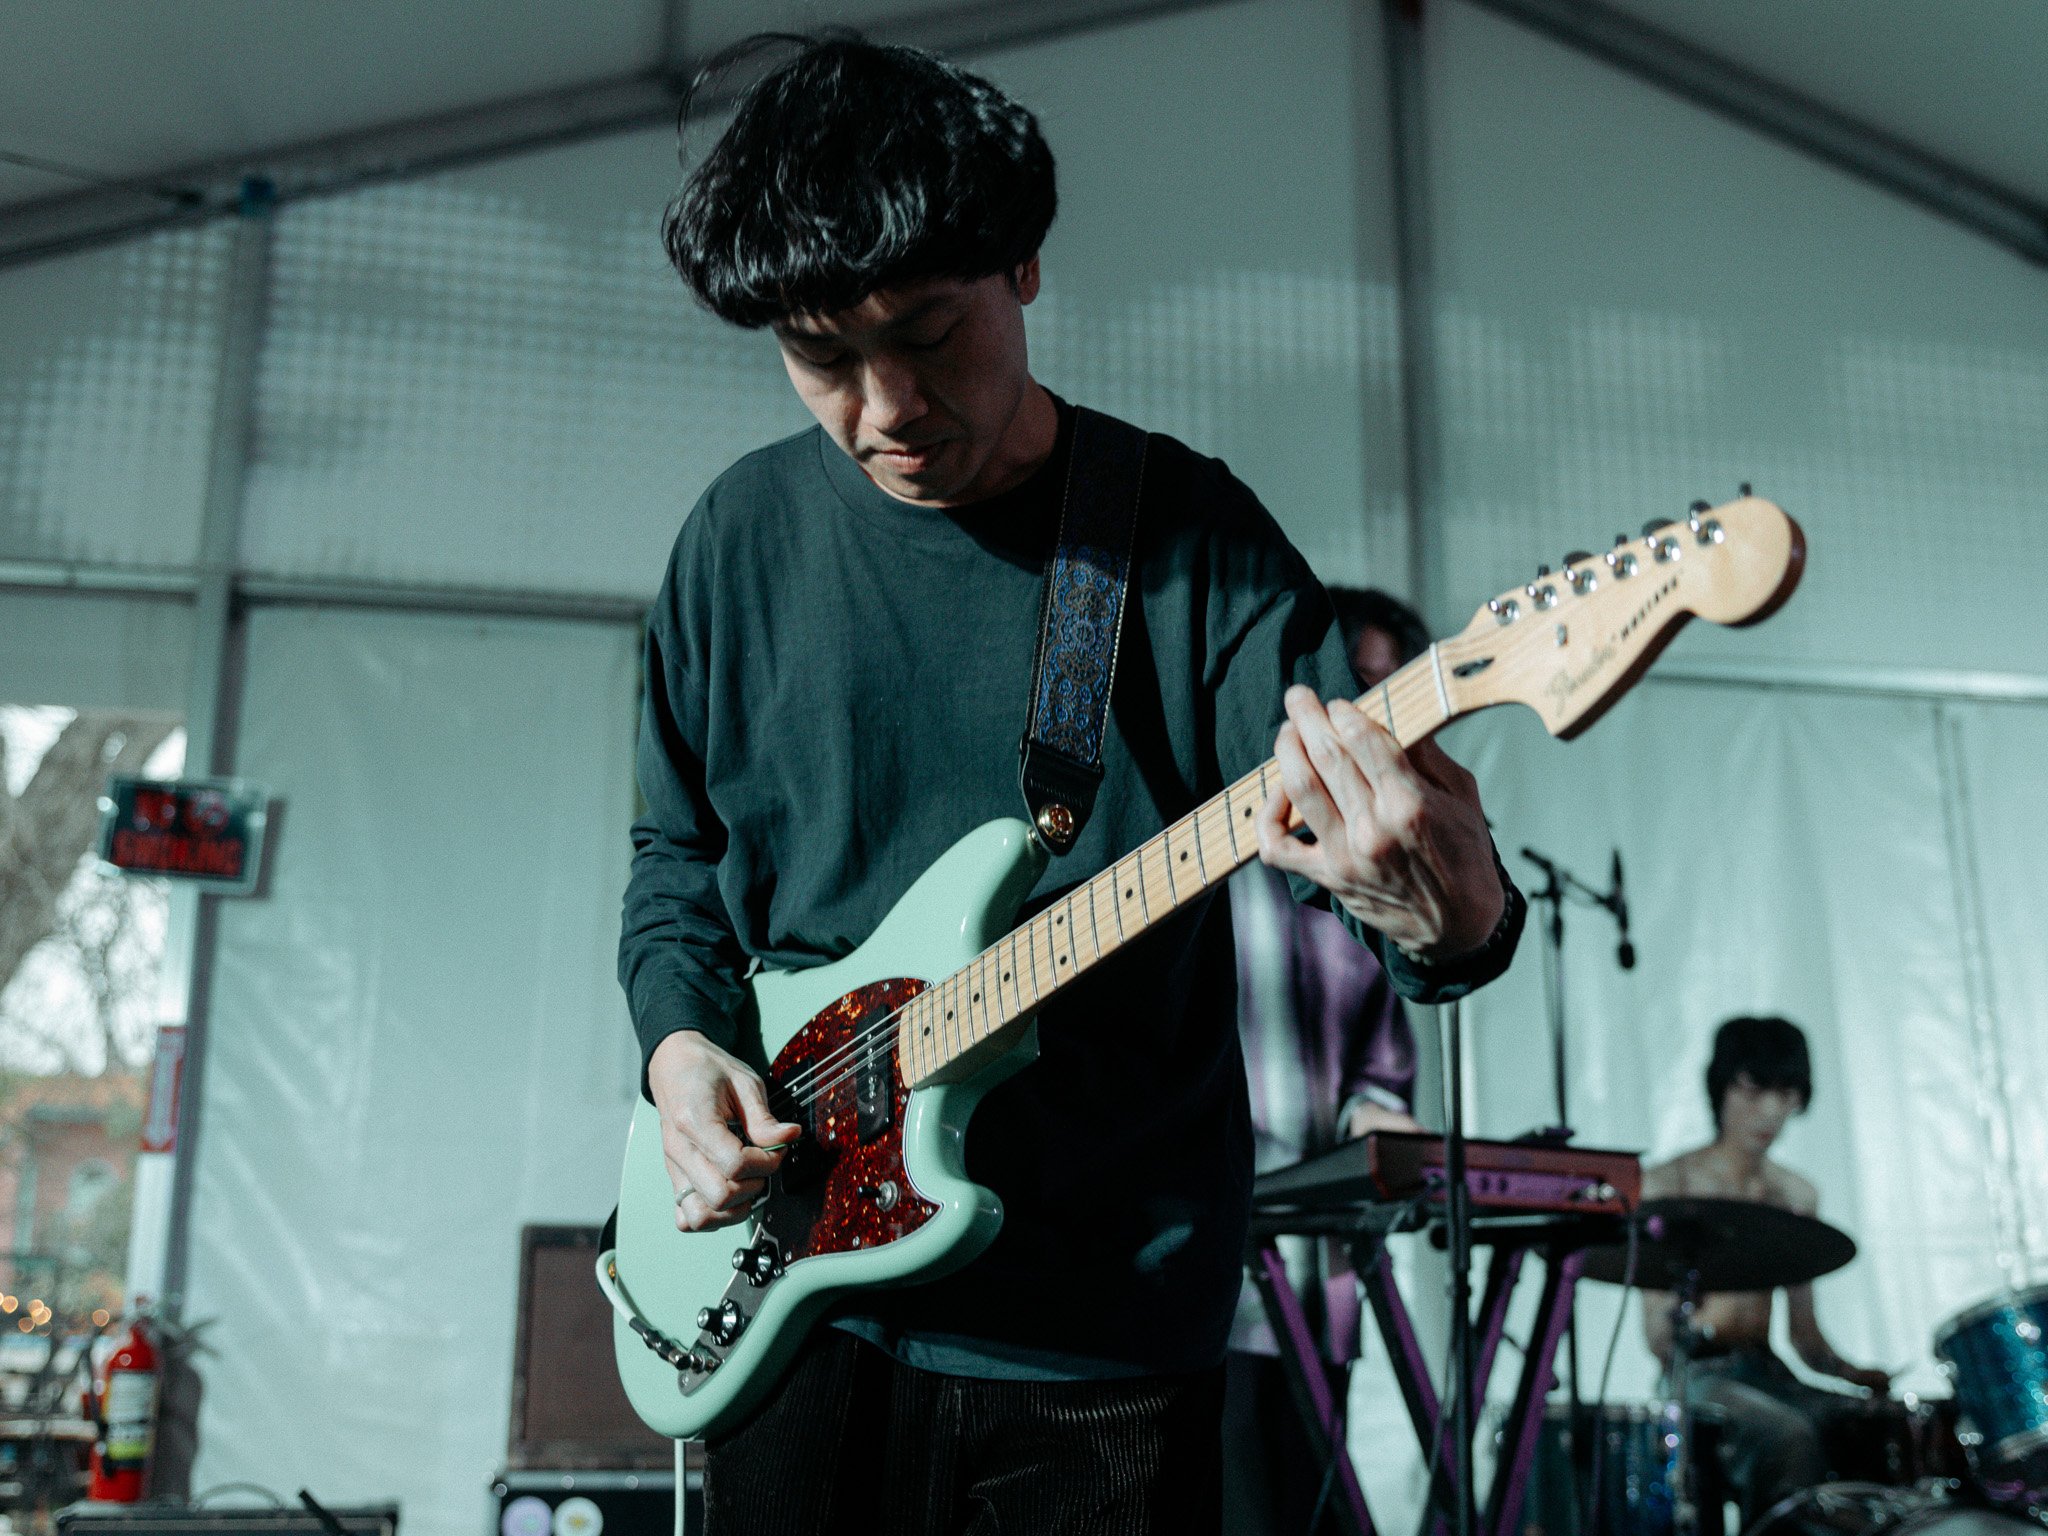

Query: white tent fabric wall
(1946, 702), (2048, 1281)
(1422, 0), (2048, 677)
(182, 608), (641, 1530)
(0, 591), (194, 710)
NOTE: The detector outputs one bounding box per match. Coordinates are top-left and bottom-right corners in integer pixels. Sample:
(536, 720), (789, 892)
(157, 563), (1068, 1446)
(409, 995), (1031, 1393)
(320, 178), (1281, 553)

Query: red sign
(98, 777), (269, 895)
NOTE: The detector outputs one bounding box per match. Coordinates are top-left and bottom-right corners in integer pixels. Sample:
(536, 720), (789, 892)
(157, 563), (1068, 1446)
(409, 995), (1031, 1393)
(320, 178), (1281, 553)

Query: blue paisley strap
(1019, 407), (1148, 856)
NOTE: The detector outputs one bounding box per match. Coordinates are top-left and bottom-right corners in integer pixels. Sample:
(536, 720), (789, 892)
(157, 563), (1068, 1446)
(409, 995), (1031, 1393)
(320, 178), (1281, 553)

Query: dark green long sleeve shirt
(619, 399), (1522, 1379)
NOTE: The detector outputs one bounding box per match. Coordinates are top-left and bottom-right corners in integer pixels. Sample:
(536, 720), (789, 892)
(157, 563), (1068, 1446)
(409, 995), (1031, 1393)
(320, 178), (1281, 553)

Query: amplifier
(492, 1468), (700, 1536)
(57, 1506), (398, 1536)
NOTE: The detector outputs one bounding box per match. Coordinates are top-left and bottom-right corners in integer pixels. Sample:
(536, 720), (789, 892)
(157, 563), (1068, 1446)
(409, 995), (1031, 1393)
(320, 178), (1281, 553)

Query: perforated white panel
(0, 224), (231, 568)
(237, 0), (1399, 600)
(996, 0), (1402, 586)
(239, 130), (809, 596)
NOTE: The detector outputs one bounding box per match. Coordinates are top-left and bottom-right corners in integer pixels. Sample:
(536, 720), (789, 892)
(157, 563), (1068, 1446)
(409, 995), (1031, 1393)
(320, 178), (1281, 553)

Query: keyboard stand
(1248, 1208), (1621, 1536)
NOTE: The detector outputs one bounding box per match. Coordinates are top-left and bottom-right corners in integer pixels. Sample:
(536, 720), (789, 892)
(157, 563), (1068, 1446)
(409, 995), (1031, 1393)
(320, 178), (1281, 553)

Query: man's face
(773, 262), (1040, 507)
(1349, 624), (1405, 691)
(1719, 1072), (1804, 1154)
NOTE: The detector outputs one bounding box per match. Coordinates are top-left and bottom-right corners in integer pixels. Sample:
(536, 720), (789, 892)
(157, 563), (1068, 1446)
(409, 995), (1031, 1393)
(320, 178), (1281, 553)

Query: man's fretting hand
(647, 1030), (803, 1232)
(1256, 686), (1503, 961)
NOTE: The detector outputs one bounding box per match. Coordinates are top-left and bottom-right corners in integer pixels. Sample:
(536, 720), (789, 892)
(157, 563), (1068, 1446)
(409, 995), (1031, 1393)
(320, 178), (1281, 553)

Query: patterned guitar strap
(1018, 407), (1148, 856)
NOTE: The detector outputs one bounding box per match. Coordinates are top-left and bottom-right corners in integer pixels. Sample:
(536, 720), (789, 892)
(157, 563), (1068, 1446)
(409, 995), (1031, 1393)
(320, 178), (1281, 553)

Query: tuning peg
(1739, 482), (1753, 497)
(1641, 518), (1674, 538)
(1689, 500), (1711, 515)
(1535, 564), (1552, 577)
(1562, 551), (1592, 566)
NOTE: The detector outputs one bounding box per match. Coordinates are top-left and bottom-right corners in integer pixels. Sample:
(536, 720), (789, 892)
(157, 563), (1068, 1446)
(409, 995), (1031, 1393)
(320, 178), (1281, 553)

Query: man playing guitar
(619, 34), (1523, 1534)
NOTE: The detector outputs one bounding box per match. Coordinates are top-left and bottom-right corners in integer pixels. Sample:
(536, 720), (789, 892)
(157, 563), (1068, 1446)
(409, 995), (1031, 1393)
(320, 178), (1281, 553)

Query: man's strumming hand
(1256, 685), (1503, 962)
(647, 1029), (803, 1233)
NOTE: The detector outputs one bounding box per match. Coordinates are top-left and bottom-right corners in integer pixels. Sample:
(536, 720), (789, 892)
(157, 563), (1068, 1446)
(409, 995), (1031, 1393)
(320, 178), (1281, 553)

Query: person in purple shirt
(1222, 587), (1433, 1536)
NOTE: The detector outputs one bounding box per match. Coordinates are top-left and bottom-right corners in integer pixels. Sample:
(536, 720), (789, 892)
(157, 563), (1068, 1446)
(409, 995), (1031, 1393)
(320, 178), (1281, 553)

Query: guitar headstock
(1443, 497), (1805, 739)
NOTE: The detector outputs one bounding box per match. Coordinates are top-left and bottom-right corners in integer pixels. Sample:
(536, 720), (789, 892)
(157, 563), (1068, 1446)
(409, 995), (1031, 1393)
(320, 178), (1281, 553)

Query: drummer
(1641, 1015), (1892, 1525)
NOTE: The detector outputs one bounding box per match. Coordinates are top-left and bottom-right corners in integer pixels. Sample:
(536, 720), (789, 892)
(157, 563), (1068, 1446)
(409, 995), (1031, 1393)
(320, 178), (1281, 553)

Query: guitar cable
(596, 1245), (717, 1375)
(1583, 1196), (1641, 1536)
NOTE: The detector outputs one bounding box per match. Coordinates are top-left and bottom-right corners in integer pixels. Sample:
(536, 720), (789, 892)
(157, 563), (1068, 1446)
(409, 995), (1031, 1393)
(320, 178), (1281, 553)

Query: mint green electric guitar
(604, 497), (1804, 1438)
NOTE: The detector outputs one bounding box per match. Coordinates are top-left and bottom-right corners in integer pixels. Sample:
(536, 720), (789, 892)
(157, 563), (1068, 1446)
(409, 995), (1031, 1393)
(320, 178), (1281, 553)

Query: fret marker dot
(1179, 852), (1187, 861)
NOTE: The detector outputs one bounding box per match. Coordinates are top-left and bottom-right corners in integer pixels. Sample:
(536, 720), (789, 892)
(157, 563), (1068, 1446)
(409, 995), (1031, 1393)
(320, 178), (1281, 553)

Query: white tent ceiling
(1, 0), (2044, 258)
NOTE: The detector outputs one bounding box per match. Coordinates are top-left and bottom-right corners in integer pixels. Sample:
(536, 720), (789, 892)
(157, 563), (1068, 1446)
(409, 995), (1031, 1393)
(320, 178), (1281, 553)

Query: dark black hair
(1327, 586), (1431, 670)
(1706, 1015), (1812, 1129)
(662, 33), (1058, 328)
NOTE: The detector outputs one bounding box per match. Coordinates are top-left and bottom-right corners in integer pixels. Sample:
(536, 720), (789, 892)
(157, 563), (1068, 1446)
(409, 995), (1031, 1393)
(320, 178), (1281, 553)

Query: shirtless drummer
(1641, 1015), (1893, 1525)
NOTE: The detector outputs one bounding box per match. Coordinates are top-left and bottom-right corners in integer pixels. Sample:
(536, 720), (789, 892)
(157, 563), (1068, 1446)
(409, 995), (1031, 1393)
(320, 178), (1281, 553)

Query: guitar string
(769, 659), (1461, 1112)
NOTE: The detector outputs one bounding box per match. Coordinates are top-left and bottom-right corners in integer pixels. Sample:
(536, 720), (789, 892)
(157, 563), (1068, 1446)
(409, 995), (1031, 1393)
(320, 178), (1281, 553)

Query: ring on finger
(674, 1185), (696, 1207)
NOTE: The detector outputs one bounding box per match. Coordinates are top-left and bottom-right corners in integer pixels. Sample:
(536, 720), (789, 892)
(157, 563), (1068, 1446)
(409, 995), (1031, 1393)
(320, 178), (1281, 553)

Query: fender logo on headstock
(1547, 639), (1618, 703)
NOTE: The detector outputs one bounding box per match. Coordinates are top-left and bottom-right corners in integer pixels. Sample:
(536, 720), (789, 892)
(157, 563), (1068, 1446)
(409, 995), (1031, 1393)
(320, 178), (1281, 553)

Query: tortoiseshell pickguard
(757, 977), (939, 1264)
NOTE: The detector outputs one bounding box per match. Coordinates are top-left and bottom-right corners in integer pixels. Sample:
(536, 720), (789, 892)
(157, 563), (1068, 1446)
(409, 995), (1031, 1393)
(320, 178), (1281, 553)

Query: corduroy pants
(703, 1328), (1225, 1535)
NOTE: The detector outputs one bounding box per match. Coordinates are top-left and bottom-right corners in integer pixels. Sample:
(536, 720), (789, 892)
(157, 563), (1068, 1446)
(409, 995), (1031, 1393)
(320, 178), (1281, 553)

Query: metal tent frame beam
(0, 0), (1232, 270)
(1461, 0), (2048, 268)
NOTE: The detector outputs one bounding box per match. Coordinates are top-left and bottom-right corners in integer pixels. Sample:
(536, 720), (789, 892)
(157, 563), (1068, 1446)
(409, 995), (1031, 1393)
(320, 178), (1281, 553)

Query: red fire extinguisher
(88, 1310), (159, 1501)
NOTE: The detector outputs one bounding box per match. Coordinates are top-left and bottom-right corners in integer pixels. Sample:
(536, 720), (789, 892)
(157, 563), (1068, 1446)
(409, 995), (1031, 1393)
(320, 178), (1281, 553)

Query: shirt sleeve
(1341, 970), (1418, 1114)
(617, 508), (752, 1095)
(1202, 466), (1524, 1005)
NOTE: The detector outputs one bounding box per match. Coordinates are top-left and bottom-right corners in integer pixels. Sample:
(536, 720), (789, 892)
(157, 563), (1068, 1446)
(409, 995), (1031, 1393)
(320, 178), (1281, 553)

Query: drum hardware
(1583, 1199), (1862, 1536)
(1743, 1480), (2043, 1534)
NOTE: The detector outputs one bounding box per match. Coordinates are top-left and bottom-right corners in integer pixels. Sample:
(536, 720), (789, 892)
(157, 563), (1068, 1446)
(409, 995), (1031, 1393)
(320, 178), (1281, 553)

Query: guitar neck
(899, 642), (1467, 1087)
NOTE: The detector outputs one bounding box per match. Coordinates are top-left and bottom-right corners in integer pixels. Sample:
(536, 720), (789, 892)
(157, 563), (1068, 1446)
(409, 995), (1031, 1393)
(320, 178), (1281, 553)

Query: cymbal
(1580, 1196), (1856, 1292)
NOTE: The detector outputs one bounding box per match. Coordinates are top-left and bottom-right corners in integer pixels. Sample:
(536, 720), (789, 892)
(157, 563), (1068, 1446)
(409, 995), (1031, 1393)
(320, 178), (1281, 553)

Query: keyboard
(1252, 1131), (1642, 1217)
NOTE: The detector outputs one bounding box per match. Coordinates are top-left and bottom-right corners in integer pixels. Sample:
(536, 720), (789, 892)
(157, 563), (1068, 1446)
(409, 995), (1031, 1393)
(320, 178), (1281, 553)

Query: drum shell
(1823, 1396), (1971, 1487)
(1934, 1287), (2048, 1477)
(1521, 1401), (1725, 1536)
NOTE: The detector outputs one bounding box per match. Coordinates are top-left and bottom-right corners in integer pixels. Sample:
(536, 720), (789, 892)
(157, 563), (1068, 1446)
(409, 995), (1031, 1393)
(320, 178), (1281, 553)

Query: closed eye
(903, 323), (958, 353)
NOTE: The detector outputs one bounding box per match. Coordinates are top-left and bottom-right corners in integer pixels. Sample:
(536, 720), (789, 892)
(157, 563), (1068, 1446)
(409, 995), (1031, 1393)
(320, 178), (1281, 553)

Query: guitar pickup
(855, 1053), (893, 1141)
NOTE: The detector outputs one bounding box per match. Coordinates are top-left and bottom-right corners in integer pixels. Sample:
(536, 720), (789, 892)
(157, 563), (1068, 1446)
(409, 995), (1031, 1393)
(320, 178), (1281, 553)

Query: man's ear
(1013, 255), (1042, 305)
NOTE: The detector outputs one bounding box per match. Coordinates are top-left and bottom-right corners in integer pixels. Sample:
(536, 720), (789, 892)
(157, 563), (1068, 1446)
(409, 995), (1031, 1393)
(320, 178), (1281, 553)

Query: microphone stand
(1518, 845), (1633, 1532)
(1442, 997), (1475, 1536)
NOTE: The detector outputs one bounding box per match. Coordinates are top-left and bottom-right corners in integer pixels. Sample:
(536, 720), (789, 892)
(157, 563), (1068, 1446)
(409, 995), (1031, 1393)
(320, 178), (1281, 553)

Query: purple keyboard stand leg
(1358, 1241), (1521, 1536)
(1249, 1243), (1377, 1536)
(1484, 1248), (1584, 1536)
(1356, 1235), (1585, 1536)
